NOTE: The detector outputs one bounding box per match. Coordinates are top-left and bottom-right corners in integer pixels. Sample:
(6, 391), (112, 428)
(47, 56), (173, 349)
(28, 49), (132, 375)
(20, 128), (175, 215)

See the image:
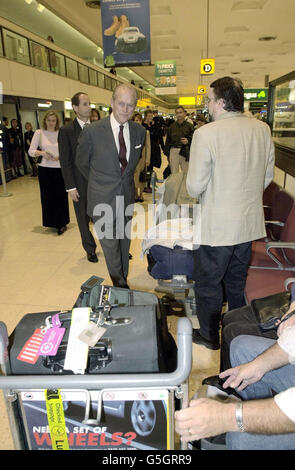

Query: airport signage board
(155, 60), (177, 95)
(244, 89), (268, 101)
(101, 0), (151, 68)
(197, 85), (207, 94)
(200, 58), (215, 75)
(179, 97), (196, 106)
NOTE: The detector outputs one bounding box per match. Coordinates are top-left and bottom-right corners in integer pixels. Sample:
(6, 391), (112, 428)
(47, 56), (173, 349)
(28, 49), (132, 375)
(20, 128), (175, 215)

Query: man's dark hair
(175, 105), (185, 113)
(210, 76), (244, 113)
(71, 92), (88, 108)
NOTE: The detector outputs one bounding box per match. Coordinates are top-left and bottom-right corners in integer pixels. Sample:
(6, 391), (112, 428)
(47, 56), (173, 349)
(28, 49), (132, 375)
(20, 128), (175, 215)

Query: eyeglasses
(205, 97), (215, 105)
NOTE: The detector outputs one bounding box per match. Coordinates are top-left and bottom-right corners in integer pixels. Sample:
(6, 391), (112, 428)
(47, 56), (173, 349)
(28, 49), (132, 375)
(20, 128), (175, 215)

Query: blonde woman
(132, 112), (151, 202)
(29, 110), (69, 235)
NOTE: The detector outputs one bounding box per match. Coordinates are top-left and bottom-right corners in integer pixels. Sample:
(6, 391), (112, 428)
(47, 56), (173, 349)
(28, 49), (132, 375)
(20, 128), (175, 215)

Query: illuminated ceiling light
(25, 0), (33, 4)
(38, 102), (52, 108)
(37, 3), (45, 12)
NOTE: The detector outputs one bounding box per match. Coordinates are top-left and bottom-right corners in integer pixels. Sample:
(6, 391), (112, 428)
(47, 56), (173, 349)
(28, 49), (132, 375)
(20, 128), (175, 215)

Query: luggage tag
(37, 314), (65, 356)
(78, 322), (107, 348)
(17, 328), (46, 364)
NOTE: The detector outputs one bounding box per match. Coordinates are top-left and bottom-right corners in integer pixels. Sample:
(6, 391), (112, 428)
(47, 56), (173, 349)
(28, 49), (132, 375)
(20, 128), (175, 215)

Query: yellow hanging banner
(45, 389), (70, 450)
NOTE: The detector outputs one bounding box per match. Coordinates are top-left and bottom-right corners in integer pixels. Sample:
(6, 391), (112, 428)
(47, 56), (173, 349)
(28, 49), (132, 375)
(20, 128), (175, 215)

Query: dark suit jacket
(58, 118), (85, 191)
(75, 117), (146, 219)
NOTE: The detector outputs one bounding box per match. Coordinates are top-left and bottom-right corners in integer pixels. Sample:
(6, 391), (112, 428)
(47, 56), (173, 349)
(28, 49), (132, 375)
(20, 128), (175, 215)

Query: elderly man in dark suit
(76, 84), (146, 288)
(58, 92), (98, 262)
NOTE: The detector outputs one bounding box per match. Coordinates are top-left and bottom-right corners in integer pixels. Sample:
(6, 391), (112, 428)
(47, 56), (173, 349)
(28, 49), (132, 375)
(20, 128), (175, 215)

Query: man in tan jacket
(187, 76), (274, 350)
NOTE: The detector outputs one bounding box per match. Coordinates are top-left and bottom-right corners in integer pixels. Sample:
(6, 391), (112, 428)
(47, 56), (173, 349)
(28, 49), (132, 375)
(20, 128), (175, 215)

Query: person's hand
(175, 398), (234, 442)
(219, 360), (265, 392)
(43, 151), (53, 160)
(68, 189), (79, 202)
(276, 301), (295, 336)
(180, 137), (188, 145)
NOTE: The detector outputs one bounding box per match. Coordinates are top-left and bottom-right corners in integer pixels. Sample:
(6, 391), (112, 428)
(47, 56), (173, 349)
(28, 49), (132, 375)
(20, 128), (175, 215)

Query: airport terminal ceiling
(1, 0), (295, 106)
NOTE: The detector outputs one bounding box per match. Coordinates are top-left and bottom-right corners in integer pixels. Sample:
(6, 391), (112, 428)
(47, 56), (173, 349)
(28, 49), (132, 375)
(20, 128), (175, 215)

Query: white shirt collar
(77, 117), (90, 128)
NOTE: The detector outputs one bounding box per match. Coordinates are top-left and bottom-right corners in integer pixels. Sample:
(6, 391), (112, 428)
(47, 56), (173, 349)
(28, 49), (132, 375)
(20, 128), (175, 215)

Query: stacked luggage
(0, 276), (192, 450)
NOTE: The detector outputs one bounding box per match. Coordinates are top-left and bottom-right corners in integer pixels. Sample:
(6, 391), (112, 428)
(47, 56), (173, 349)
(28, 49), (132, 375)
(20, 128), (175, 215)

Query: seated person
(220, 282), (295, 371)
(175, 314), (295, 450)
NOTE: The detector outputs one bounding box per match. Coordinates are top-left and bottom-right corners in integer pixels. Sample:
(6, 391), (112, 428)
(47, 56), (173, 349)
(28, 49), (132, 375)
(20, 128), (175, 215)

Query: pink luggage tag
(37, 326), (65, 356)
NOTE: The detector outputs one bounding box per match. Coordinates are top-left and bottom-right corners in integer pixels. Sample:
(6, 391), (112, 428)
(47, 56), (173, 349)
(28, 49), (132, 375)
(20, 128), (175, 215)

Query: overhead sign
(179, 97), (196, 106)
(200, 58), (215, 75)
(155, 60), (177, 95)
(197, 85), (207, 94)
(244, 88), (268, 101)
(101, 0), (151, 68)
(196, 95), (204, 106)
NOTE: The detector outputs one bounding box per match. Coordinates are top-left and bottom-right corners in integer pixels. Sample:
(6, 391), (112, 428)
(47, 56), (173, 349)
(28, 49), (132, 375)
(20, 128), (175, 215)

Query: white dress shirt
(110, 113), (130, 164)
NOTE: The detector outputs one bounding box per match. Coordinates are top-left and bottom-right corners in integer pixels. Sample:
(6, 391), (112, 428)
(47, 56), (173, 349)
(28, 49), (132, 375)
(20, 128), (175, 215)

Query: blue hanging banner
(101, 0), (151, 68)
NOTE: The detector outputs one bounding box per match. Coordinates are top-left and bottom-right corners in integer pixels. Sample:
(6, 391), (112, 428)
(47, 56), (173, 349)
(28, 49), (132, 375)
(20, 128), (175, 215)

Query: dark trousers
(73, 178), (96, 254)
(93, 212), (132, 288)
(192, 242), (252, 343)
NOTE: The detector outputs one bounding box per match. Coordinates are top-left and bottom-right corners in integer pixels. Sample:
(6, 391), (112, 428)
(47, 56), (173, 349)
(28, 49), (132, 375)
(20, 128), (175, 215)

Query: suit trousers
(94, 211), (132, 288)
(72, 177), (96, 254)
(192, 242), (252, 343)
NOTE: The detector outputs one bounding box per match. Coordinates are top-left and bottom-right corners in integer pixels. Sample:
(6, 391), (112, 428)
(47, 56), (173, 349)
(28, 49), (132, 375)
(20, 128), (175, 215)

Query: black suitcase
(9, 280), (177, 376)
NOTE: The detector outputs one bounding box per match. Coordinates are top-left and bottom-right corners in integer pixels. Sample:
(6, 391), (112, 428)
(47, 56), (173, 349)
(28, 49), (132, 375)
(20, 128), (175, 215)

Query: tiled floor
(0, 168), (219, 450)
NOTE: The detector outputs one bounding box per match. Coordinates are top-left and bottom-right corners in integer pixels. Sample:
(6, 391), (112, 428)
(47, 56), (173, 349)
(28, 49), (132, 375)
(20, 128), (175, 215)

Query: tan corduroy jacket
(187, 112), (275, 246)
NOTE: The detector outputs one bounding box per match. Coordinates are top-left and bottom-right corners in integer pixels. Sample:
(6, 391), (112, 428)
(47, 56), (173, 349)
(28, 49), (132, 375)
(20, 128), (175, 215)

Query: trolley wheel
(125, 400), (166, 441)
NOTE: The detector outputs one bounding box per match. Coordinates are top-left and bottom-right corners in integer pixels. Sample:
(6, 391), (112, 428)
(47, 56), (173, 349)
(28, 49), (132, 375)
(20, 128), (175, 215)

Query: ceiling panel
(1, 0), (295, 104)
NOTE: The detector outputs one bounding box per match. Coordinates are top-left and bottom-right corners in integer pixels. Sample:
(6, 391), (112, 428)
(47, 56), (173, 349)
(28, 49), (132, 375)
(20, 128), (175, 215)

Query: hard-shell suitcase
(9, 278), (177, 376)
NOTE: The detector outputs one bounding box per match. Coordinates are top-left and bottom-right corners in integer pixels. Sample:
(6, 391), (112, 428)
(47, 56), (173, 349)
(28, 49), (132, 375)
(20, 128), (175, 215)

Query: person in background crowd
(76, 84), (146, 288)
(29, 110), (69, 235)
(195, 115), (208, 129)
(132, 112), (151, 202)
(64, 117), (73, 125)
(58, 92), (98, 263)
(164, 106), (194, 174)
(8, 119), (25, 177)
(142, 109), (164, 193)
(186, 76), (275, 350)
(24, 122), (38, 177)
(90, 108), (101, 122)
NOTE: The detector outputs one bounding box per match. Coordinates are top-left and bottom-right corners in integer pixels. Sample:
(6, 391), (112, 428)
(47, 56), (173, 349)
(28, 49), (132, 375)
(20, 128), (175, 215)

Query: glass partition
(105, 75), (112, 91)
(65, 57), (78, 81)
(97, 71), (105, 89)
(78, 63), (89, 84)
(89, 68), (97, 86)
(0, 31), (3, 57)
(270, 75), (295, 149)
(2, 28), (30, 65)
(49, 50), (65, 76)
(29, 41), (50, 71)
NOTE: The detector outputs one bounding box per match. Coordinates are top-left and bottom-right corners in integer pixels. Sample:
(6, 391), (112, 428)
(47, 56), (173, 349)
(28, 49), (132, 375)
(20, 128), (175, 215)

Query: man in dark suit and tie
(58, 92), (98, 262)
(76, 84), (146, 288)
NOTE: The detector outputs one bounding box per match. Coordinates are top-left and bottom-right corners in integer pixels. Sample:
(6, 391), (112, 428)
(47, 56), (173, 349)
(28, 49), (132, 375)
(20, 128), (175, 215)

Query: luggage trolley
(144, 172), (197, 318)
(0, 283), (192, 451)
